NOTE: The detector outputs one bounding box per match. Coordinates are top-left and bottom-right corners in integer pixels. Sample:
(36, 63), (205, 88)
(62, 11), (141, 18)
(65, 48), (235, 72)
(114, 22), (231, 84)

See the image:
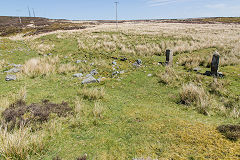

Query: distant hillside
(1, 16), (240, 37)
(0, 16), (96, 37)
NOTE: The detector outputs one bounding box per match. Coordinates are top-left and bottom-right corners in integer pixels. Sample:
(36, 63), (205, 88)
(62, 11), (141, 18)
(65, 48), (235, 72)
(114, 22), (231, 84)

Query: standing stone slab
(211, 51), (220, 76)
(166, 49), (173, 66)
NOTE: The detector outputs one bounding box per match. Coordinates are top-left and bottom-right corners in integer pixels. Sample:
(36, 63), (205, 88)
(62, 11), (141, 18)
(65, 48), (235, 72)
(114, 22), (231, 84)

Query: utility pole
(28, 6), (31, 17)
(114, 1), (119, 30)
(32, 8), (36, 17)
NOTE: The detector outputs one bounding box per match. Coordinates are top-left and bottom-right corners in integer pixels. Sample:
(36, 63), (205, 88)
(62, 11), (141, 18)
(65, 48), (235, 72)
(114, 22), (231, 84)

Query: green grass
(0, 30), (240, 159)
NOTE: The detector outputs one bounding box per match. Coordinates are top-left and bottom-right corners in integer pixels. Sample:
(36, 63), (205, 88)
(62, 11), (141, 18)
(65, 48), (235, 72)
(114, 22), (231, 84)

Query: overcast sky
(1, 0), (240, 20)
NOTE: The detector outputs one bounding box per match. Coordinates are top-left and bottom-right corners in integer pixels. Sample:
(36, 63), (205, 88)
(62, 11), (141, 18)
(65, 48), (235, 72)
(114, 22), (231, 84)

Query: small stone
(120, 58), (127, 61)
(85, 74), (92, 78)
(76, 60), (81, 64)
(147, 74), (152, 77)
(136, 59), (142, 65)
(47, 53), (53, 56)
(9, 64), (22, 68)
(90, 63), (95, 66)
(112, 61), (117, 65)
(120, 70), (125, 74)
(64, 56), (68, 59)
(6, 75), (16, 81)
(218, 72), (224, 78)
(90, 69), (98, 75)
(5, 68), (20, 73)
(112, 71), (120, 76)
(193, 67), (201, 72)
(82, 75), (97, 84)
(73, 73), (83, 77)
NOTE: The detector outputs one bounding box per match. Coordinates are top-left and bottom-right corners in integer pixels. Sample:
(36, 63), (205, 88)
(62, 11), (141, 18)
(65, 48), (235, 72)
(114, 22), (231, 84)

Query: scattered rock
(90, 69), (98, 75)
(64, 56), (68, 59)
(147, 74), (152, 77)
(90, 63), (95, 66)
(47, 53), (53, 56)
(73, 73), (83, 78)
(136, 59), (142, 65)
(112, 71), (120, 76)
(133, 59), (142, 67)
(5, 68), (20, 73)
(218, 72), (224, 78)
(112, 61), (117, 65)
(111, 56), (118, 60)
(120, 58), (127, 61)
(120, 70), (125, 74)
(203, 71), (224, 77)
(193, 67), (201, 72)
(82, 75), (97, 84)
(9, 64), (22, 68)
(76, 60), (81, 64)
(6, 75), (16, 81)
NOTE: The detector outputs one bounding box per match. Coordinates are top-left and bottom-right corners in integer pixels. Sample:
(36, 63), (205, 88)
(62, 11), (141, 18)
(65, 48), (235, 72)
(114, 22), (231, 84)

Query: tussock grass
(180, 83), (209, 115)
(80, 87), (105, 100)
(209, 78), (228, 96)
(0, 59), (7, 70)
(58, 63), (78, 74)
(0, 127), (45, 160)
(156, 67), (181, 86)
(22, 56), (59, 77)
(74, 99), (86, 114)
(93, 101), (104, 119)
(30, 41), (55, 54)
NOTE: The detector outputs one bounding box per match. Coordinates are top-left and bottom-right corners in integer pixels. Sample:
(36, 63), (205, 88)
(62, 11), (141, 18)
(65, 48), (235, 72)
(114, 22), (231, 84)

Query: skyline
(1, 0), (240, 20)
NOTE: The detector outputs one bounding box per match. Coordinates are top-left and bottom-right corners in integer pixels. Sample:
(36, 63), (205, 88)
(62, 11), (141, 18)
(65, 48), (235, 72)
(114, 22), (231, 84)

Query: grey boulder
(90, 69), (98, 75)
(82, 75), (97, 84)
(6, 75), (16, 81)
(5, 68), (21, 73)
(112, 61), (117, 65)
(73, 73), (83, 78)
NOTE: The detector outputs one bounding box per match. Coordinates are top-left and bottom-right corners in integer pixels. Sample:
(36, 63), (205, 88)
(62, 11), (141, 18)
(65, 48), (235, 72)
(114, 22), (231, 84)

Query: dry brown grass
(156, 67), (181, 85)
(0, 127), (45, 160)
(74, 98), (86, 114)
(0, 59), (7, 70)
(180, 83), (209, 115)
(93, 101), (104, 119)
(58, 63), (78, 74)
(80, 87), (105, 100)
(29, 41), (55, 54)
(22, 56), (59, 77)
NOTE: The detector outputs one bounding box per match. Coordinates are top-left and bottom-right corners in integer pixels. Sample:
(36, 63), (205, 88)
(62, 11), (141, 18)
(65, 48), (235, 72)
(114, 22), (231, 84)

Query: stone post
(211, 51), (220, 76)
(166, 49), (173, 66)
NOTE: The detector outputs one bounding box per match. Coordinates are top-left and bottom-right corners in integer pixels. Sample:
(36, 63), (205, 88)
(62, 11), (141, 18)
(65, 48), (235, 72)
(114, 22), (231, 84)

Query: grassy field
(0, 22), (240, 160)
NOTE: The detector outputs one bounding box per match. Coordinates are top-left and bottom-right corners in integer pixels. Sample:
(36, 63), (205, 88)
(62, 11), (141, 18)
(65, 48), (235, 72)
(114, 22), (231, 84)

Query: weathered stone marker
(166, 49), (173, 66)
(211, 51), (220, 76)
